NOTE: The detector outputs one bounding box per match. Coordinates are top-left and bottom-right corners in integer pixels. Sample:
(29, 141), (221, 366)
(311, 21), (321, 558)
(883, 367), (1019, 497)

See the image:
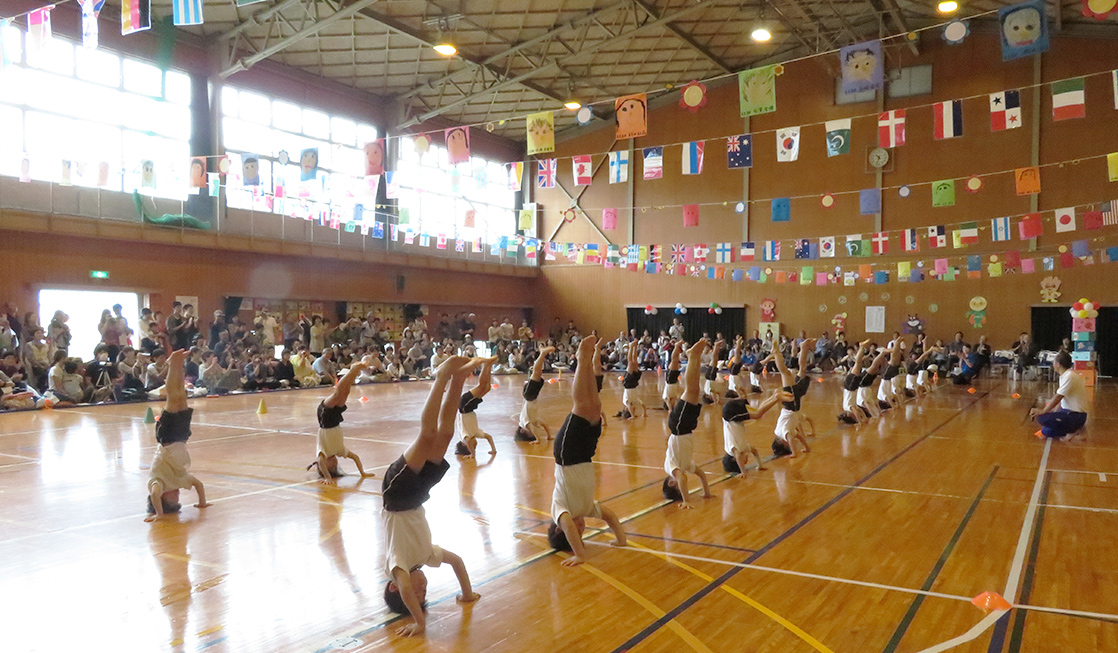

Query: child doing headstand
(145, 349), (210, 522)
(662, 340), (714, 509)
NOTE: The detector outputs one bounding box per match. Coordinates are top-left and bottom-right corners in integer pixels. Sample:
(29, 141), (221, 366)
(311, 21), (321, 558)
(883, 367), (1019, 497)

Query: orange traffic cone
(971, 591), (1012, 612)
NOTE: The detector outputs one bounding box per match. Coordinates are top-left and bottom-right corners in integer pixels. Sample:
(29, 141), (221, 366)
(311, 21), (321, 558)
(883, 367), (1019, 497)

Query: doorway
(39, 289), (141, 361)
(1031, 305), (1115, 377)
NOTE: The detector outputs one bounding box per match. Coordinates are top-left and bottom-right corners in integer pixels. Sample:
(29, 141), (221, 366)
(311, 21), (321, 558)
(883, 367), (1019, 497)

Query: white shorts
(774, 408), (799, 441)
(842, 388), (856, 413)
(382, 506), (444, 576)
(857, 386), (872, 406)
(894, 374), (907, 393)
(457, 411), (483, 438)
(551, 462), (602, 524)
(317, 426), (349, 458)
(728, 375), (742, 394)
(877, 379), (893, 402)
(623, 388), (640, 406)
(663, 382), (682, 405)
(907, 374), (918, 390)
(519, 399), (538, 428)
(148, 442), (193, 493)
(708, 377), (728, 395)
(723, 420), (749, 456)
(664, 434), (696, 475)
(750, 372), (762, 388)
(918, 370), (929, 385)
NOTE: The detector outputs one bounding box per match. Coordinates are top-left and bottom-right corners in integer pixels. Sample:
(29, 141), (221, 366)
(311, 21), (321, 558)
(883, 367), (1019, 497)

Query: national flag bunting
(121, 0), (152, 35)
(872, 232), (890, 255)
(776, 127), (800, 162)
(1103, 200), (1118, 226)
(825, 119), (851, 157)
(927, 225), (947, 248)
(902, 229), (919, 252)
(726, 135), (752, 169)
(1052, 78), (1086, 121)
(507, 162), (523, 191)
(739, 242), (755, 261)
(991, 216), (1011, 241)
(692, 244), (708, 263)
(537, 159), (556, 188)
(990, 90), (1022, 131)
(878, 110), (906, 148)
(608, 151), (629, 184)
(845, 234), (865, 257)
(763, 240), (780, 261)
(958, 222), (979, 244)
(27, 7), (52, 52)
(682, 141), (704, 175)
(172, 0), (204, 26)
(643, 147), (663, 180)
(933, 100), (963, 140)
(670, 244), (687, 263)
(572, 155), (592, 186)
(1055, 206), (1076, 232)
(715, 242), (734, 264)
(819, 236), (835, 258)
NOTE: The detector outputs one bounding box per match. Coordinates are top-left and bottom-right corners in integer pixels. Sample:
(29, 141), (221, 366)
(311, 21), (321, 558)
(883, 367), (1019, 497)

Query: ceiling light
(563, 99), (582, 110)
(751, 26), (772, 42)
(433, 41), (457, 56)
(937, 0), (958, 13)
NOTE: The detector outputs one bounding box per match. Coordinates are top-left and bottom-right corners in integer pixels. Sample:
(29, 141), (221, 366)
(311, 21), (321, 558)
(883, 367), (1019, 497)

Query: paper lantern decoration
(965, 175), (983, 193)
(414, 134), (431, 154)
(1082, 0), (1117, 19)
(943, 20), (970, 45)
(821, 193), (835, 208)
(898, 185), (911, 198)
(679, 80), (708, 113)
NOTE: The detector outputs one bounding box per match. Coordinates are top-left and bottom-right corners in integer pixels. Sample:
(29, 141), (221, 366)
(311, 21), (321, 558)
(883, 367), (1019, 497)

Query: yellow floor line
(628, 541), (835, 653)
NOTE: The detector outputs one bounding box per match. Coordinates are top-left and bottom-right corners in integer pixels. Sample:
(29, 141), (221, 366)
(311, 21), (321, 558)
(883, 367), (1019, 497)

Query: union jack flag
(537, 159), (556, 188)
(670, 244), (687, 263)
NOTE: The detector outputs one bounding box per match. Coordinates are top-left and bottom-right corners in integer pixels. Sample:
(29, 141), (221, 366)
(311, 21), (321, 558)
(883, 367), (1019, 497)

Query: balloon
(680, 307), (687, 314)
(708, 308), (715, 314)
(646, 304), (653, 311)
(676, 302), (683, 308)
(1083, 302), (1094, 311)
(1073, 302), (1084, 311)
(674, 308), (682, 315)
(1089, 310), (1098, 318)
(1069, 308), (1078, 317)
(709, 302), (717, 308)
(715, 307), (722, 315)
(1078, 310), (1089, 318)
(1080, 297), (1089, 304)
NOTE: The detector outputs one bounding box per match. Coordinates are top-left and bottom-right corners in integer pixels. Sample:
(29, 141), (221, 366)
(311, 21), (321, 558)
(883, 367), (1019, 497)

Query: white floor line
(1047, 468), (1116, 479)
(915, 436), (1052, 653)
(1042, 503), (1118, 515)
(1014, 603), (1118, 622)
(790, 479), (970, 501)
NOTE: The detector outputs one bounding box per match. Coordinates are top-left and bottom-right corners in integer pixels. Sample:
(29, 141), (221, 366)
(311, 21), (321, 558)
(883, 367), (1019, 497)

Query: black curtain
(224, 297), (243, 317)
(1095, 307), (1116, 377)
(626, 307), (746, 343)
(1030, 306), (1073, 351)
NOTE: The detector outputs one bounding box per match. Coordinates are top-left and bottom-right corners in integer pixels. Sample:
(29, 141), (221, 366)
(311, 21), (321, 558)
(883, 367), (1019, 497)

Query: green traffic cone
(143, 406), (155, 424)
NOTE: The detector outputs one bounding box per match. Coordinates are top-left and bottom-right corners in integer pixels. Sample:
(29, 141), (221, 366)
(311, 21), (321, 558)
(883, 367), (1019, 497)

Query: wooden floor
(1, 371), (1115, 653)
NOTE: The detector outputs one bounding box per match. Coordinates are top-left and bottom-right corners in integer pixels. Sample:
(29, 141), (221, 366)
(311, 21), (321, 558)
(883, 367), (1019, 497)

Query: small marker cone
(257, 399), (268, 415)
(971, 591), (1012, 611)
(359, 396), (369, 404)
(143, 407), (155, 424)
(43, 401), (53, 410)
(491, 383), (500, 390)
(1035, 429), (1045, 439)
(1012, 393), (1021, 399)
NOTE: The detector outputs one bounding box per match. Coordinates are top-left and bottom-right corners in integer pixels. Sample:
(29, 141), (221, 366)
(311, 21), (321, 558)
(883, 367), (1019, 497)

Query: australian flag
(726, 134), (753, 169)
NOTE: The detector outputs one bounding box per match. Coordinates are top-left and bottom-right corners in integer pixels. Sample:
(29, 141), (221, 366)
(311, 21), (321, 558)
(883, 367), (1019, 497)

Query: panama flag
(643, 147), (663, 180)
(1051, 78), (1086, 121)
(902, 229), (919, 252)
(878, 110), (906, 148)
(763, 240), (780, 261)
(572, 155), (592, 186)
(927, 225), (947, 248)
(1055, 207), (1077, 233)
(537, 159), (556, 188)
(990, 90), (1022, 131)
(608, 151), (629, 184)
(872, 232), (890, 255)
(740, 242), (756, 261)
(682, 141), (704, 175)
(715, 242), (734, 264)
(991, 216), (1011, 241)
(933, 100), (963, 139)
(824, 119), (851, 157)
(172, 0), (203, 26)
(820, 236), (835, 258)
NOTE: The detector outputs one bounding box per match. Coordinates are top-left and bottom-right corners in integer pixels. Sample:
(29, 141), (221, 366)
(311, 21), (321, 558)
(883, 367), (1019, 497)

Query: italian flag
(1052, 78), (1086, 121)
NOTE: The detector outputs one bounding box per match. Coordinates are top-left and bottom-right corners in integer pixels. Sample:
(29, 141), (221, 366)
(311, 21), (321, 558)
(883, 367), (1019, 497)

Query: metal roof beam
(628, 0), (734, 73)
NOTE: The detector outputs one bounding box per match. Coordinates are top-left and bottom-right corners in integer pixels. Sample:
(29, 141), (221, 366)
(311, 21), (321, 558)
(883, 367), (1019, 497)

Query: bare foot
(194, 502), (212, 509)
(457, 592), (481, 604)
(611, 539), (627, 548)
(144, 514), (160, 523)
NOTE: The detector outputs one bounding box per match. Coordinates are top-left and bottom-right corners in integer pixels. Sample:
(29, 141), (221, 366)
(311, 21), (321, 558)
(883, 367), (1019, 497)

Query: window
(887, 64), (933, 99)
(0, 26), (192, 200)
(835, 78), (875, 105)
(220, 85), (377, 216)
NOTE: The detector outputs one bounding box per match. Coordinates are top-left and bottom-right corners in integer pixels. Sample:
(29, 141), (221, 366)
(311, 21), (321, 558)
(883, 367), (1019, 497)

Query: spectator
(209, 310), (228, 346)
(47, 311), (72, 356)
(0, 315), (16, 353)
(49, 358), (92, 405)
(112, 304), (133, 347)
(138, 308), (158, 353)
(98, 309), (124, 362)
(308, 316), (329, 355)
(518, 319), (534, 343)
(312, 348), (338, 385)
(669, 318), (684, 341)
(22, 327), (52, 391)
(549, 318), (564, 343)
(145, 349), (169, 391)
(1012, 332), (1039, 377)
(166, 303), (188, 351)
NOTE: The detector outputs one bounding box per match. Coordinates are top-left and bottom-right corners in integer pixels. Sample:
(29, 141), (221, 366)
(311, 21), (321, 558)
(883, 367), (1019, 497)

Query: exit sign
(90, 270), (109, 279)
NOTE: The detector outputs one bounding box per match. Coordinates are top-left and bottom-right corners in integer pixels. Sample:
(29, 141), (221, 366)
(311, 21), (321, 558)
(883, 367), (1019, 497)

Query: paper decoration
(866, 306), (886, 333)
(518, 208), (534, 231)
(991, 217), (1011, 241)
(1072, 240), (1090, 257)
(820, 237), (835, 258)
(537, 159), (556, 188)
(845, 235), (865, 257)
(933, 100), (964, 139)
(1108, 152), (1118, 182)
(958, 222), (980, 244)
(771, 198), (791, 222)
(603, 208), (617, 230)
(1052, 78), (1086, 120)
(608, 151), (629, 184)
(1015, 167), (1041, 195)
(572, 155), (592, 186)
(642, 147), (663, 180)
(740, 242), (756, 260)
(840, 41), (883, 95)
(683, 204), (700, 227)
(965, 175), (983, 193)
(878, 110), (906, 148)
(929, 179), (955, 207)
(1055, 206), (1077, 232)
(859, 189), (881, 215)
(927, 226), (947, 248)
(445, 127), (470, 165)
(77, 0), (104, 49)
(526, 111), (555, 155)
(189, 157), (206, 188)
(934, 258), (949, 275)
(999, 0), (1049, 61)
(505, 162), (523, 191)
(760, 299), (777, 322)
(681, 142), (704, 175)
(821, 193), (835, 208)
(1085, 210), (1104, 230)
(776, 127), (800, 162)
(679, 81), (708, 113)
(726, 135), (753, 169)
(901, 229), (919, 252)
(173, 0), (203, 26)
(27, 6), (52, 53)
(763, 241), (781, 261)
(1021, 258), (1036, 273)
(1113, 70), (1118, 109)
(1083, 0), (1118, 18)
(825, 119), (851, 157)
(121, 0), (152, 35)
(715, 243), (735, 264)
(615, 94), (648, 139)
(299, 148), (319, 181)
(1019, 213), (1043, 239)
(967, 296), (988, 328)
(898, 185), (912, 198)
(872, 232), (890, 255)
(794, 239), (811, 259)
(739, 66), (777, 117)
(357, 140), (385, 177)
(943, 20), (970, 45)
(1037, 276), (1062, 303)
(990, 90), (1022, 130)
(413, 134), (430, 155)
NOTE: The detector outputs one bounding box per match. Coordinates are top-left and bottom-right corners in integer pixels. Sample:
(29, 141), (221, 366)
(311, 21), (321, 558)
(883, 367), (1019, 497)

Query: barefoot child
(455, 357), (499, 458)
(766, 340), (813, 458)
(382, 357), (482, 636)
(858, 345), (890, 420)
(721, 389), (789, 477)
(661, 341), (683, 410)
(725, 337), (748, 399)
(838, 340), (870, 425)
(878, 340), (905, 411)
(145, 350), (210, 522)
(309, 358), (375, 484)
(905, 347), (938, 398)
(516, 347), (554, 443)
(617, 341), (646, 419)
(546, 336), (627, 565)
(701, 339), (724, 404)
(662, 340), (714, 508)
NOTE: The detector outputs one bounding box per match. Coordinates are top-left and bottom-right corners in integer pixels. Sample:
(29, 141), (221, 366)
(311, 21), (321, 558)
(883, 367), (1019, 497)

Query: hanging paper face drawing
(760, 299), (777, 322)
(966, 296), (988, 328)
(614, 94), (648, 140)
(839, 41), (883, 94)
(902, 313), (925, 334)
(445, 127), (471, 165)
(1039, 276), (1062, 302)
(998, 0), (1050, 61)
(364, 140), (385, 176)
(141, 160), (156, 188)
(241, 156), (259, 186)
(300, 148), (319, 182)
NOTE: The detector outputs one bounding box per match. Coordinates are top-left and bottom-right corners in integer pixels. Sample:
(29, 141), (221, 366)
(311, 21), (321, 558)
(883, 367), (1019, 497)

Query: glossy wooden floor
(1, 371), (1115, 653)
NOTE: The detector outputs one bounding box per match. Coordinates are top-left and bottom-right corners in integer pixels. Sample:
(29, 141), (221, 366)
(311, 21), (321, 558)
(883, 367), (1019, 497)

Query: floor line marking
(914, 437), (1051, 653)
(623, 532), (756, 554)
(626, 540), (835, 653)
(1012, 603), (1118, 622)
(1006, 471), (1053, 653)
